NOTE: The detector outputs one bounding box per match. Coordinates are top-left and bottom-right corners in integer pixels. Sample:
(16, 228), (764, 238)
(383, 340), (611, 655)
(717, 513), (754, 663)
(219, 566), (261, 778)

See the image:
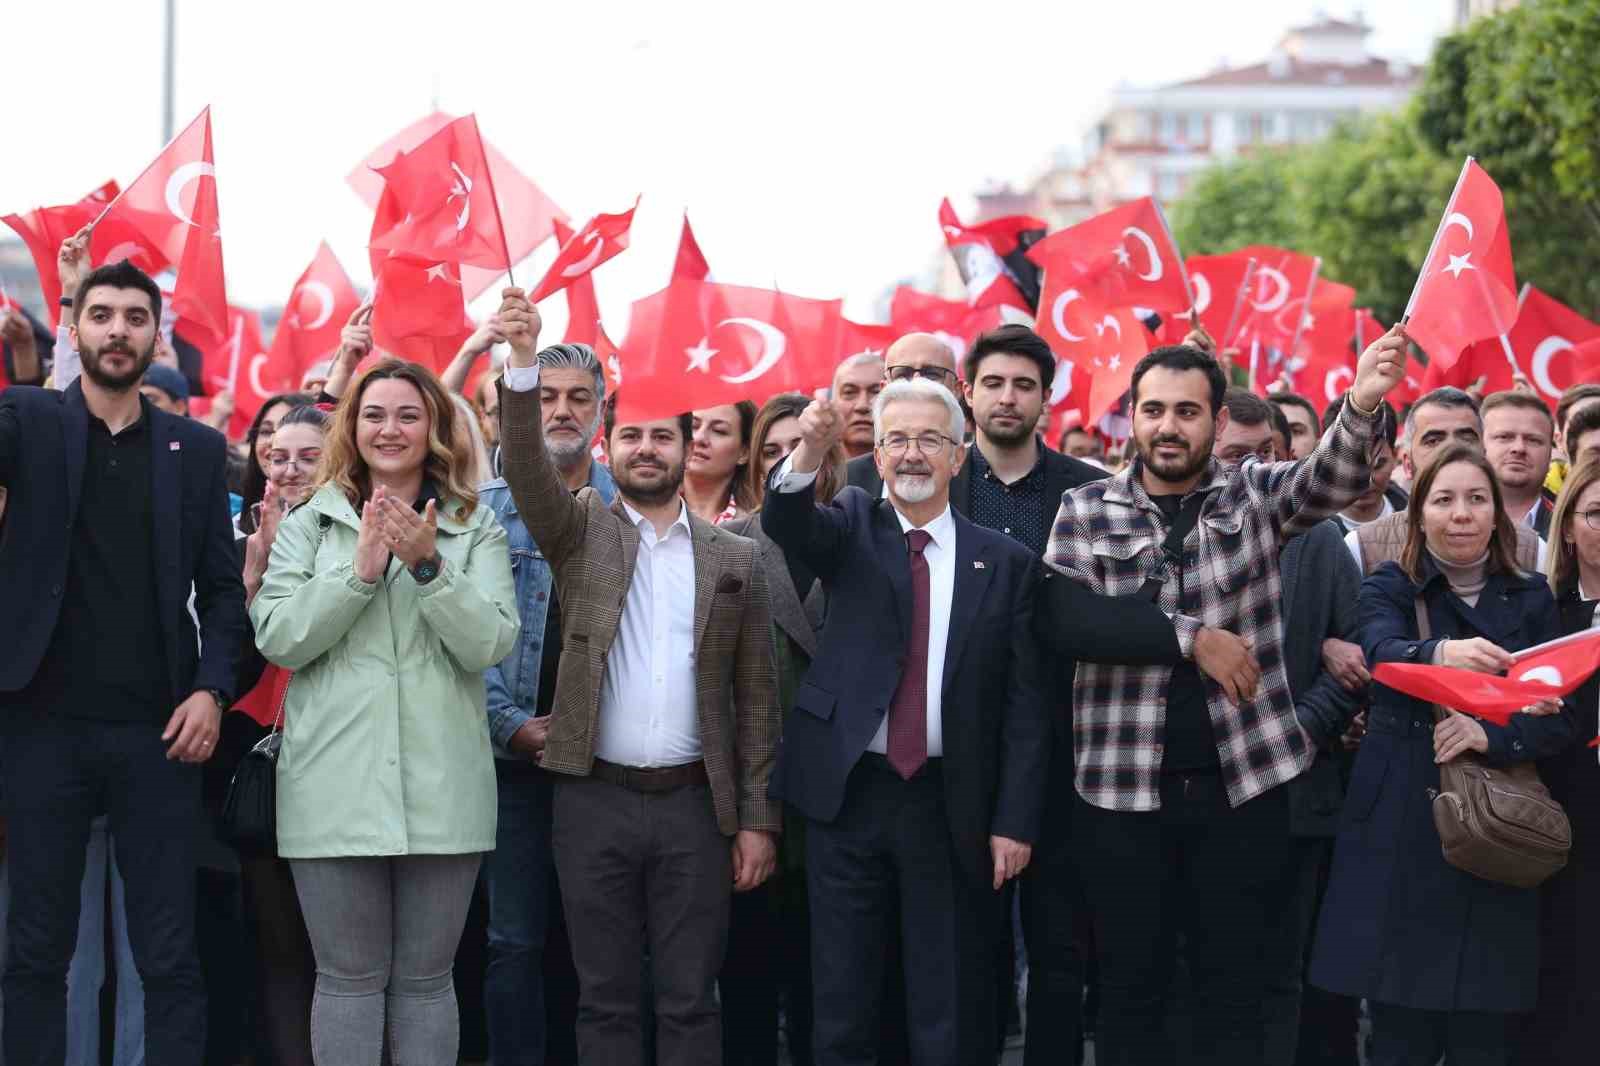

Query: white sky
(6, 0), (1453, 338)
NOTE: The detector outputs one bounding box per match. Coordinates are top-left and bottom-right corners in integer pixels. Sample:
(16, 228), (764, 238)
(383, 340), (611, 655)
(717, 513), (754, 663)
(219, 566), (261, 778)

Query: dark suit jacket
(762, 480), (1047, 885)
(0, 382), (248, 704)
(844, 441), (1109, 515)
(498, 381), (782, 835)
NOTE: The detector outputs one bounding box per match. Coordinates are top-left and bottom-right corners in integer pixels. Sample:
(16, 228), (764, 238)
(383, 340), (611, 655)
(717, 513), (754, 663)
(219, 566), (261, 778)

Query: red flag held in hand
(1502, 286), (1600, 409)
(349, 112), (565, 300)
(367, 115), (514, 275)
(1403, 158), (1518, 370)
(529, 199), (639, 304)
(1160, 253), (1254, 345)
(938, 198), (1045, 313)
(189, 306), (266, 438)
(92, 107), (228, 342)
(370, 255), (473, 372)
(673, 214), (712, 281)
(1026, 197), (1191, 314)
(4, 180), (127, 327)
(264, 242), (363, 390)
(1227, 246), (1319, 390)
(1288, 280), (1357, 405)
(616, 280), (843, 423)
(1036, 274), (1152, 426)
(1374, 628), (1600, 725)
(888, 287), (1006, 361)
(554, 217), (604, 347)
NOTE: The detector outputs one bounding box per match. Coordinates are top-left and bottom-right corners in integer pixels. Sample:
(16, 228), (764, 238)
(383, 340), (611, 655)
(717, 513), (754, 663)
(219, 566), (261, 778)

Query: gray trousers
(552, 775), (731, 1066)
(290, 853), (482, 1066)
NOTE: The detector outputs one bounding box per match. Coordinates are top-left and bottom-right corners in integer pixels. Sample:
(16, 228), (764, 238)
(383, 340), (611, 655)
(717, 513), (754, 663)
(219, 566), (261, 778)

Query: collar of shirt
(1523, 497), (1544, 527)
(970, 439), (1046, 488)
(621, 497), (693, 548)
(88, 395), (151, 439)
(1104, 455), (1227, 515)
(892, 502), (955, 551)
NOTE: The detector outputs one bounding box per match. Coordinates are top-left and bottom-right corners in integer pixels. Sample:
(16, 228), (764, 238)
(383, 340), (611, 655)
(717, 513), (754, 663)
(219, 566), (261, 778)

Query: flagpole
(90, 106), (209, 232)
(470, 115), (517, 287)
(1509, 627), (1600, 664)
(1152, 199), (1194, 311)
(1402, 156), (1474, 325)
(1220, 256), (1257, 352)
(1287, 256), (1321, 366)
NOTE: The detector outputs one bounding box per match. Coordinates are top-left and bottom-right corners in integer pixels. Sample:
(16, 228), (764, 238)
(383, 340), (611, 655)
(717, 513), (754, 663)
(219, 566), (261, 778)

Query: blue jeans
(484, 758), (555, 1066)
(67, 817), (145, 1066)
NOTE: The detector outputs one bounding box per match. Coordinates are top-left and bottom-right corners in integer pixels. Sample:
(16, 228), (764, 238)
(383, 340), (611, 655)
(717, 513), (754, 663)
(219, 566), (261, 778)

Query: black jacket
(0, 382), (248, 704)
(762, 482), (1047, 886)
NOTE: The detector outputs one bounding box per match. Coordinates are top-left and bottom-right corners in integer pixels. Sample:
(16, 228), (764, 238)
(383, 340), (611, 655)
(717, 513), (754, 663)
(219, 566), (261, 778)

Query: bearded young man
(0, 259), (248, 1065)
(1044, 333), (1407, 1066)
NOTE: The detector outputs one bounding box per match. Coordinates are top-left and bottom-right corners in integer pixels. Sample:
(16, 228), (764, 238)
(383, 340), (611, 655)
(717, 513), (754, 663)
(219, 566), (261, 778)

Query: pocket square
(716, 574), (744, 595)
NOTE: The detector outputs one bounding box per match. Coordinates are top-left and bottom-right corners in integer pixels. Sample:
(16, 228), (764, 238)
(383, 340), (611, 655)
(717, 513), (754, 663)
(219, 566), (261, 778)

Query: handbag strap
(1412, 595), (1450, 726)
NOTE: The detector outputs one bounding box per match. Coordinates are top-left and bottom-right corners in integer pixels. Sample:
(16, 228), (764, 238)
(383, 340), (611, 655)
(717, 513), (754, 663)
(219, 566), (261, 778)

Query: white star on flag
(1109, 354), (1121, 371)
(424, 263), (457, 285)
(685, 338), (718, 373)
(1442, 252), (1476, 279)
(1113, 245), (1132, 268)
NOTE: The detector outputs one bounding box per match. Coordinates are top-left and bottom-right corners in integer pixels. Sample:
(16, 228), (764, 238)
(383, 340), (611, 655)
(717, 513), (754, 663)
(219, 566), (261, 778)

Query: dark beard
(1137, 431), (1215, 486)
(81, 339), (158, 391)
(615, 457), (686, 508)
(980, 410), (1039, 446)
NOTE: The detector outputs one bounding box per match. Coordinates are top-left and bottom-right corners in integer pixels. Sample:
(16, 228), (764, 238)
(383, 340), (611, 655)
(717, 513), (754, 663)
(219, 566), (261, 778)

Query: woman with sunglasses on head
(1518, 458), (1600, 1064)
(251, 358), (519, 1065)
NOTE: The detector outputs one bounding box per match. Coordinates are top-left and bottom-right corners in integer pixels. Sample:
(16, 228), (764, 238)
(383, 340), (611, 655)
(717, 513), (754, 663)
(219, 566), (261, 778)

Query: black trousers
(1, 710), (205, 1066)
(1019, 749), (1088, 1066)
(807, 757), (996, 1066)
(1077, 773), (1289, 1066)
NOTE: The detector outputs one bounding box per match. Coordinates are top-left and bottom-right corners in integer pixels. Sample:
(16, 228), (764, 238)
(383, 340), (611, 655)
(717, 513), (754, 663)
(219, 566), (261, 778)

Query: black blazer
(0, 382), (248, 705)
(762, 482), (1047, 885)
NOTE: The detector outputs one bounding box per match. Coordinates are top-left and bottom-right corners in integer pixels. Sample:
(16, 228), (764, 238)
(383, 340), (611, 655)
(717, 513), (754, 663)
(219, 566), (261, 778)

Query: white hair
(872, 377), (964, 445)
(833, 349), (885, 384)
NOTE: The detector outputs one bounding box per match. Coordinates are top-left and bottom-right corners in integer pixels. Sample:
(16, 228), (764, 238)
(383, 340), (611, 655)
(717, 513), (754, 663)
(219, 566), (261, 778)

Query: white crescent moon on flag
(1097, 314), (1122, 339)
(1121, 227), (1162, 282)
(1051, 289), (1085, 342)
(1250, 267), (1290, 312)
(248, 353), (274, 400)
(561, 231), (605, 278)
(1530, 336), (1571, 399)
(717, 318), (787, 383)
(1443, 212), (1475, 243)
(164, 161), (216, 228)
(1517, 665), (1564, 688)
(1049, 360), (1075, 407)
(1324, 366), (1354, 404)
(296, 282), (336, 331)
(97, 240), (147, 267)
(1190, 273), (1212, 315)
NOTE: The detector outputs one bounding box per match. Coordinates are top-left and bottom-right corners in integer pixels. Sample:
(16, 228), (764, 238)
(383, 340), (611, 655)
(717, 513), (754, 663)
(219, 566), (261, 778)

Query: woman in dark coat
(1517, 457), (1600, 1064)
(1308, 445), (1575, 1066)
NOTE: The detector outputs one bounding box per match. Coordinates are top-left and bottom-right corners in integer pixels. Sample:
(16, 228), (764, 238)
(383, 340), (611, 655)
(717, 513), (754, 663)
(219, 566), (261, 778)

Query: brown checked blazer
(499, 381), (782, 835)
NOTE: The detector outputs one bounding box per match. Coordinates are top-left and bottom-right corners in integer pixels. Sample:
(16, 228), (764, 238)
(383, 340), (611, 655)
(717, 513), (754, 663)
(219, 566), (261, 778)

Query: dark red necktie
(887, 529), (932, 780)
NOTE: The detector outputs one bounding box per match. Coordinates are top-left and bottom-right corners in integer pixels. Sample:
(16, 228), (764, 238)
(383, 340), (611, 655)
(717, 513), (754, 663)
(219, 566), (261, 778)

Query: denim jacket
(481, 459), (617, 758)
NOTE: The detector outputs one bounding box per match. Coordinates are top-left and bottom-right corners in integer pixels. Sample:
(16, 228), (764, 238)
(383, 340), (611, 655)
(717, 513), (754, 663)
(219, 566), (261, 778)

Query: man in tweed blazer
(496, 288), (780, 1066)
(1044, 335), (1409, 1066)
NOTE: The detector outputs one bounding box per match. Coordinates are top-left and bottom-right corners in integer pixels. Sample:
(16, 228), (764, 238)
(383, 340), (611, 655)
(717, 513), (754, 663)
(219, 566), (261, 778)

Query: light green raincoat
(250, 484), (520, 859)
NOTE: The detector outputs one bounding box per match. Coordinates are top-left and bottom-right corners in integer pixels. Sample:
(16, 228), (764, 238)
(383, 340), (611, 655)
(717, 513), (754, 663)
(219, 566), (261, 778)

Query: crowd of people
(0, 244), (1597, 1066)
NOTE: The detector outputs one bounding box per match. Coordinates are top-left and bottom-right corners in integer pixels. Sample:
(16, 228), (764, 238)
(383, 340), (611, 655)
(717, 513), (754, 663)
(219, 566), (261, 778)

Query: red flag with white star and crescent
(1035, 271), (1152, 426)
(529, 198), (639, 304)
(4, 180), (130, 328)
(1403, 158), (1518, 370)
(1025, 197), (1191, 314)
(264, 241), (363, 390)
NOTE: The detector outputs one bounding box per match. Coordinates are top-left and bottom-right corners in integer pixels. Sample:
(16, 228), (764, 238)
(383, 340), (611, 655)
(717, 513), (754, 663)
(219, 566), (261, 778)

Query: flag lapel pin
(170, 441), (182, 451)
(973, 560), (985, 570)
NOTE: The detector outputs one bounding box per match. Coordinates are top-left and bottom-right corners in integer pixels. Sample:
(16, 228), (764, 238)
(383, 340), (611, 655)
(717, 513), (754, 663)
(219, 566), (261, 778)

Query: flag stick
(1510, 627), (1600, 664)
(1220, 257), (1257, 352)
(472, 115), (517, 288)
(91, 106), (211, 234)
(1287, 256), (1322, 367)
(1402, 156), (1474, 325)
(1151, 199), (1195, 311)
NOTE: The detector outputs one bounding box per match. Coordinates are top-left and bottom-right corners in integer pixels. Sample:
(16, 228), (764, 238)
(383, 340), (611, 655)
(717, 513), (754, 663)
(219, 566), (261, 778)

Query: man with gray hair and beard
(478, 342), (617, 1066)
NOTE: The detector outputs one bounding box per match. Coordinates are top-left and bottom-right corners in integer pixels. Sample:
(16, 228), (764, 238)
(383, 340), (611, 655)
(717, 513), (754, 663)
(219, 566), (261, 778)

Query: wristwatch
(411, 552), (443, 585)
(205, 687), (229, 709)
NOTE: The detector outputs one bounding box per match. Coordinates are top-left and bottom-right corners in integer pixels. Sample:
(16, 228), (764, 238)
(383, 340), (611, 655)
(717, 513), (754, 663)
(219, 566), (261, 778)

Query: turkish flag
(1502, 286), (1600, 409)
(1036, 272), (1153, 425)
(673, 214), (711, 281)
(1026, 197), (1191, 314)
(367, 114), (514, 274)
(186, 306), (266, 438)
(4, 180), (128, 327)
(349, 112), (565, 301)
(888, 287), (1006, 361)
(1288, 280), (1358, 405)
(617, 280), (843, 423)
(939, 198), (1046, 313)
(840, 318), (898, 364)
(264, 242), (363, 391)
(1227, 246), (1320, 388)
(1374, 628), (1600, 725)
(1160, 253), (1255, 345)
(1045, 357), (1097, 438)
(552, 217), (604, 347)
(371, 255), (473, 372)
(1404, 159), (1518, 370)
(91, 107), (228, 342)
(528, 198), (638, 305)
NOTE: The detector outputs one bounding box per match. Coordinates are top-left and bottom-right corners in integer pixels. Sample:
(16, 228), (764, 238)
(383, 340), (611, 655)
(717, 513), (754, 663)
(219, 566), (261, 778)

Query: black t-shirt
(1149, 493), (1220, 773)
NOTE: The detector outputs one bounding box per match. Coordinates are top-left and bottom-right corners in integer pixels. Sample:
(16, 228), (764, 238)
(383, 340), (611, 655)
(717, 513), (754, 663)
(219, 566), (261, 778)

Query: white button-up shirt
(772, 457), (955, 756)
(504, 362), (703, 768)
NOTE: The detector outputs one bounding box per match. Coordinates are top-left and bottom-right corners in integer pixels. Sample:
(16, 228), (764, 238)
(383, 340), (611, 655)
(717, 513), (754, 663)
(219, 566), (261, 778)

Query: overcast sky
(8, 0), (1453, 337)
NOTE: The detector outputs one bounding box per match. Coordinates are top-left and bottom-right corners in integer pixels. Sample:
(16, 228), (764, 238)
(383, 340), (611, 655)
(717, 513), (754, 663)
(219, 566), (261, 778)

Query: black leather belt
(590, 758), (709, 793)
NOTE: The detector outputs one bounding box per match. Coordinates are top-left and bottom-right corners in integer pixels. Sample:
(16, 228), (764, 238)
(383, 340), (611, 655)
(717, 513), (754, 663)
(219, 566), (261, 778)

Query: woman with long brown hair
(251, 358), (520, 1065)
(683, 400), (759, 523)
(1309, 444), (1574, 1065)
(1519, 458), (1600, 1064)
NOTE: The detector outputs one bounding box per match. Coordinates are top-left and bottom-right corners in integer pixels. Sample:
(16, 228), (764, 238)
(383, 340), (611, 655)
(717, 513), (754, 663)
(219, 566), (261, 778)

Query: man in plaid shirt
(1044, 331), (1410, 1066)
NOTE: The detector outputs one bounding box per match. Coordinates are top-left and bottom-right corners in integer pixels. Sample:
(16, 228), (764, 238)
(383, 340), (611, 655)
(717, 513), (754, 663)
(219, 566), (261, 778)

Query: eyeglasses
(878, 431), (959, 456)
(268, 454), (318, 471)
(885, 365), (958, 385)
(1579, 508), (1600, 532)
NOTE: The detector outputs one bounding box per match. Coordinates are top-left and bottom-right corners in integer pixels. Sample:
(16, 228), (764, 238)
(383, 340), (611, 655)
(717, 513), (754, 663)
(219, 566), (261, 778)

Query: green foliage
(1171, 0), (1600, 322)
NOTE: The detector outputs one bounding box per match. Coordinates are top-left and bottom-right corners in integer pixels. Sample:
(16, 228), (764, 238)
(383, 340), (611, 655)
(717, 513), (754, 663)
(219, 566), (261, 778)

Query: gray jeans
(290, 853), (483, 1066)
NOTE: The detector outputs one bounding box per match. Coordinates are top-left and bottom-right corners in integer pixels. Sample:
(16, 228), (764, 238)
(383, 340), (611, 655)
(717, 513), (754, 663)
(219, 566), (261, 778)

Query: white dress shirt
(772, 456), (955, 756)
(505, 362), (702, 767)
